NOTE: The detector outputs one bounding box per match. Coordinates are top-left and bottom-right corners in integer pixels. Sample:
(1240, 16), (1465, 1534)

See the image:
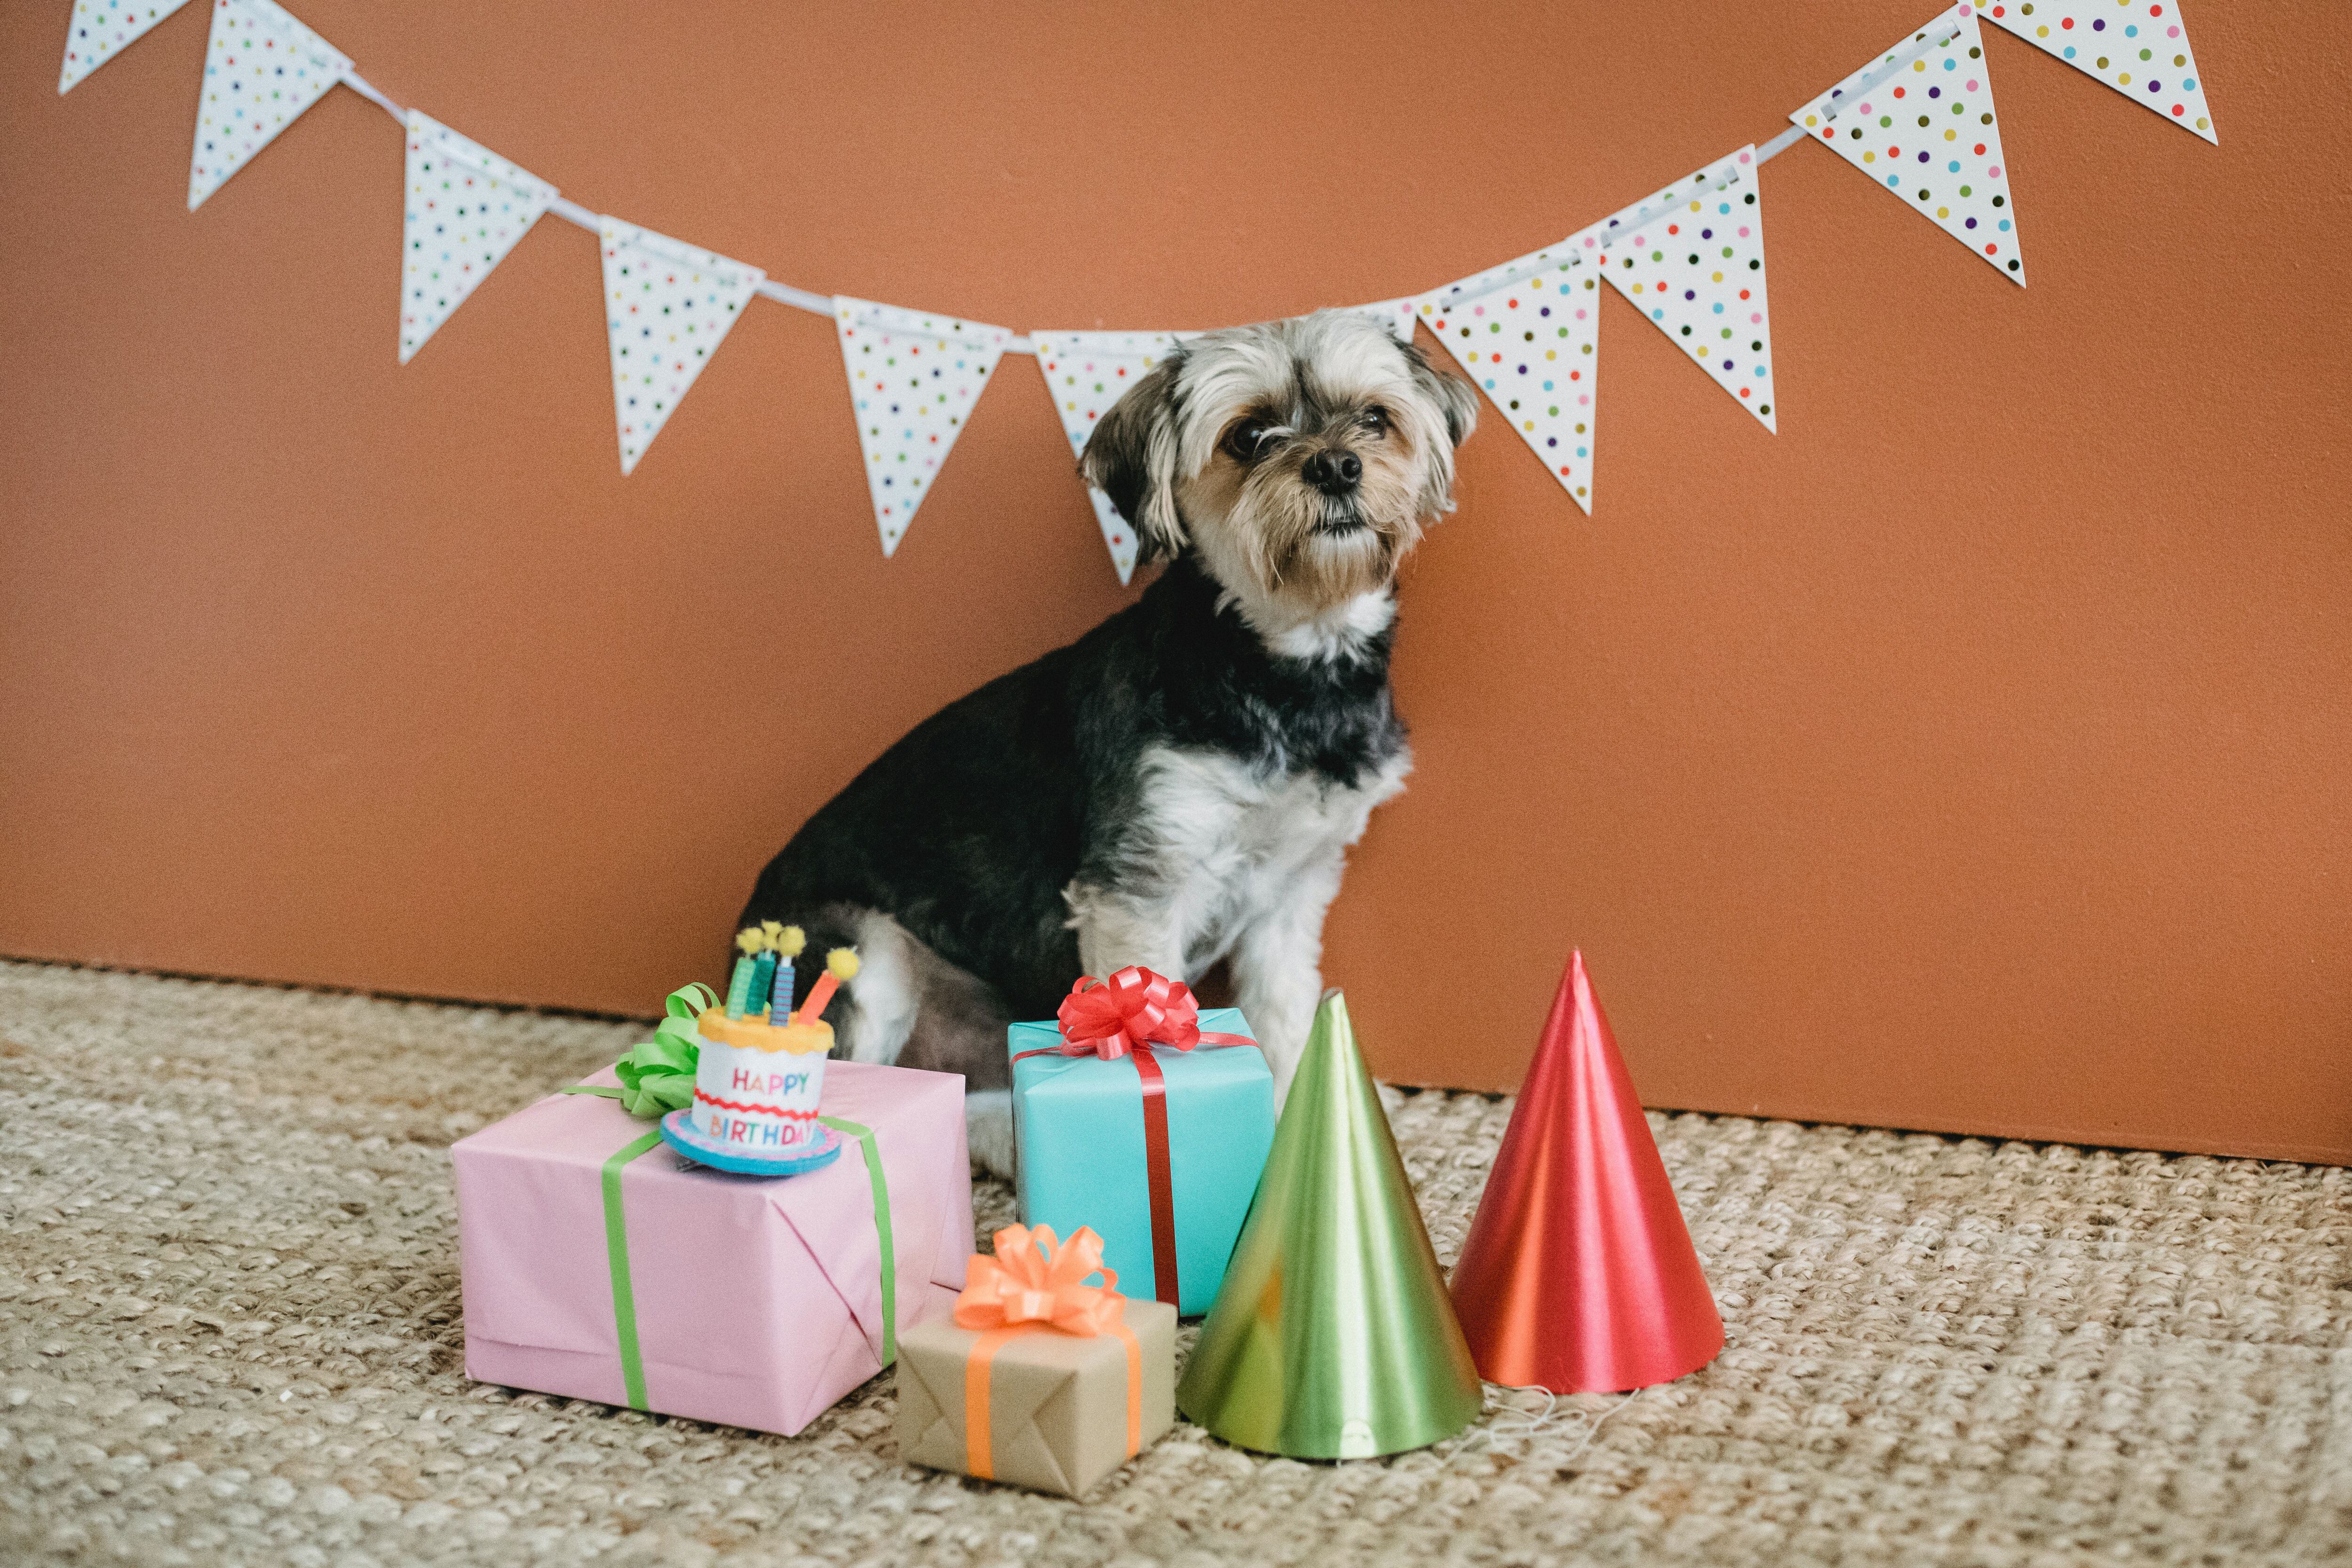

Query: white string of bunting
(56, 0), (2217, 581)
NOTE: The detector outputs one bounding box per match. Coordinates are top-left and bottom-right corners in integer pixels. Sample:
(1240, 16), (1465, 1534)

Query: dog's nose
(1303, 449), (1363, 495)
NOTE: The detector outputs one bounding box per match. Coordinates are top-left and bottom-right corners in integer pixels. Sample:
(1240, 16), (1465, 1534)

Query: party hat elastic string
(1439, 1386), (1642, 1473)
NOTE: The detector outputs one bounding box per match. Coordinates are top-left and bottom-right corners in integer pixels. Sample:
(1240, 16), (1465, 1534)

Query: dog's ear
(1402, 338), (1479, 449)
(1081, 353), (1187, 563)
(1398, 338), (1479, 519)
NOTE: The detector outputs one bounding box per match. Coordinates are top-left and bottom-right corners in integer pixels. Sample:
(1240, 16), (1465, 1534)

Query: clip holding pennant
(1353, 296), (1422, 344)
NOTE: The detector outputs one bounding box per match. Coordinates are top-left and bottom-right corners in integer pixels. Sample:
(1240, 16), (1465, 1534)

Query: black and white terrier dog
(739, 309), (1477, 1175)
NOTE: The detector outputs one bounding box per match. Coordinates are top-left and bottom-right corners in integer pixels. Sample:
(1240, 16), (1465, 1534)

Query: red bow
(1053, 967), (1208, 1059)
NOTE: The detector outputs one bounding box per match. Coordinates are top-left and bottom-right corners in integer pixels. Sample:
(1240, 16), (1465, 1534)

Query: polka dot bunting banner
(1032, 330), (1177, 583)
(1592, 147), (1778, 430)
(58, 0), (2225, 547)
(599, 219), (763, 476)
(187, 0), (349, 211)
(1417, 241), (1605, 513)
(1983, 0), (2214, 143)
(834, 297), (1012, 557)
(1792, 5), (2026, 287)
(400, 112), (556, 365)
(57, 0), (191, 95)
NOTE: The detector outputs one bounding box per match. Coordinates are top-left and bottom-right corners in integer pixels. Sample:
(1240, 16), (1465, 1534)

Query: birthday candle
(793, 947), (861, 1026)
(747, 949), (778, 1021)
(766, 922), (806, 1020)
(724, 928), (763, 1019)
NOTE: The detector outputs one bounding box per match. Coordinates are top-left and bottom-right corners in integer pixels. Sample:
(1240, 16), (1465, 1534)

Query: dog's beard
(1207, 445), (1426, 609)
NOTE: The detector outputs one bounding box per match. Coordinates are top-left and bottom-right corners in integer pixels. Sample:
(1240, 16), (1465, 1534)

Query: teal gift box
(1009, 1007), (1274, 1316)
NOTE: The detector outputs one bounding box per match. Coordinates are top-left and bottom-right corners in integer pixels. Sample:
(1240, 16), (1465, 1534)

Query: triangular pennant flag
(399, 112), (557, 365)
(1983, 0), (2215, 142)
(1418, 239), (1602, 511)
(1032, 329), (1178, 583)
(1793, 5), (2025, 285)
(188, 0), (350, 210)
(834, 298), (1010, 556)
(59, 0), (192, 94)
(598, 219), (763, 475)
(1594, 147), (1777, 430)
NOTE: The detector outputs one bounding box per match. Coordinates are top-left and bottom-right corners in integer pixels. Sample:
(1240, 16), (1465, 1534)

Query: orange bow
(954, 1224), (1125, 1336)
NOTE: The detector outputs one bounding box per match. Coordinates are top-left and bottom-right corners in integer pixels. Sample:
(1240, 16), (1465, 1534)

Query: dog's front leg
(1065, 881), (1189, 981)
(1228, 852), (1345, 1104)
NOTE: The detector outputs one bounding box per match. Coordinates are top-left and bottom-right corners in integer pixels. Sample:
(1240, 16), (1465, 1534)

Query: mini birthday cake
(690, 1009), (834, 1150)
(659, 924), (862, 1176)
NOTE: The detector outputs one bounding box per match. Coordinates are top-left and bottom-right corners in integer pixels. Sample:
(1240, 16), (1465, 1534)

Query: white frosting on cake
(691, 1036), (830, 1154)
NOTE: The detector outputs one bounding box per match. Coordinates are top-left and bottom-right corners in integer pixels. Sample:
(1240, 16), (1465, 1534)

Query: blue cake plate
(660, 1108), (843, 1177)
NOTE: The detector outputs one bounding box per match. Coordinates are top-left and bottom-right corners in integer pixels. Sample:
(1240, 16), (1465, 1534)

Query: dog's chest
(1127, 743), (1409, 948)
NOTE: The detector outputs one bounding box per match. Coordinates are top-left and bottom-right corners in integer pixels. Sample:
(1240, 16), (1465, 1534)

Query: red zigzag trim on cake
(692, 1088), (820, 1118)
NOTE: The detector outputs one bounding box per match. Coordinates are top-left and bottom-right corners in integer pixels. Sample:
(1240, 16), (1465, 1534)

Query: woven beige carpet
(2, 961), (2347, 1566)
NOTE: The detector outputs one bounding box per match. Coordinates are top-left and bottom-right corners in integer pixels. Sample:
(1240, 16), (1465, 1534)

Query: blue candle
(768, 955), (796, 1020)
(767, 923), (804, 1020)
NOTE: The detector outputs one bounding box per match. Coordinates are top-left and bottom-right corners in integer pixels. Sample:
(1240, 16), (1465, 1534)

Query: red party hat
(1450, 951), (1723, 1392)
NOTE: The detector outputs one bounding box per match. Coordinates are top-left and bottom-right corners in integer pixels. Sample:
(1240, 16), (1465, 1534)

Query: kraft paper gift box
(896, 1226), (1176, 1497)
(453, 1059), (972, 1436)
(1010, 1001), (1273, 1315)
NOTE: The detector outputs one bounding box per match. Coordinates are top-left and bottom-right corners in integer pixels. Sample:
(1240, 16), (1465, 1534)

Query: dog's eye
(1358, 406), (1391, 435)
(1223, 422), (1275, 462)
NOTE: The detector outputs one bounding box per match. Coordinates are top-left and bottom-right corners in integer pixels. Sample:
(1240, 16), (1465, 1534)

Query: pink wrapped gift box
(454, 1059), (972, 1435)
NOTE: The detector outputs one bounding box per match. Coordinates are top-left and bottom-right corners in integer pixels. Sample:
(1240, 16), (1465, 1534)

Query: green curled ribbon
(608, 982), (716, 1118)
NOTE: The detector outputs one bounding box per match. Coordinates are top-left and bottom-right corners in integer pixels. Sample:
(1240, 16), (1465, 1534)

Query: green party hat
(1176, 990), (1483, 1458)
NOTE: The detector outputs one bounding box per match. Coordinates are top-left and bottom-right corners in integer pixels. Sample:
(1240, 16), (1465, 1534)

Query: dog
(739, 308), (1477, 1176)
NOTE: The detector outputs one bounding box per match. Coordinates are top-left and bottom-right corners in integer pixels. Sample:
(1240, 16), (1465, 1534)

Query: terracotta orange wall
(3, 2), (2346, 1162)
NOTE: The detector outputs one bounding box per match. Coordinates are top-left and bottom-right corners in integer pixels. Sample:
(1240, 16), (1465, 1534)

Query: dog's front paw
(964, 1088), (1016, 1181)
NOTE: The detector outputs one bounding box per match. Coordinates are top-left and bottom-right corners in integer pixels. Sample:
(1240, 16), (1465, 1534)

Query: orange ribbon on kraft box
(895, 1225), (1176, 1497)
